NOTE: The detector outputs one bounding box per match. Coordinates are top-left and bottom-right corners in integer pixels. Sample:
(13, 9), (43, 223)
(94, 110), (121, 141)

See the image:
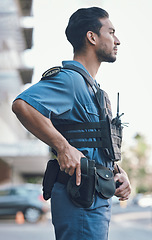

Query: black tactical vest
(41, 65), (123, 162)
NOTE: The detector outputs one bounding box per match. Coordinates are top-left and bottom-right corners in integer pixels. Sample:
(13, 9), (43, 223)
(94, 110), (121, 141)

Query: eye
(109, 28), (115, 35)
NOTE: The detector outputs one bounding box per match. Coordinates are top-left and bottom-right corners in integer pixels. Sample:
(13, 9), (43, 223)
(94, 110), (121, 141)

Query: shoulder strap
(63, 64), (98, 94)
(63, 64), (110, 119)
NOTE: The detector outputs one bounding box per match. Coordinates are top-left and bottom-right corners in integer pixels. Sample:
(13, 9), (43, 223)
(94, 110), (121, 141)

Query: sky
(24, 0), (152, 162)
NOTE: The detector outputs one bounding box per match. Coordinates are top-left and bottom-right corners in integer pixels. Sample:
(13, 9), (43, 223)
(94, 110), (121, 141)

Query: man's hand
(57, 145), (85, 186)
(114, 166), (131, 201)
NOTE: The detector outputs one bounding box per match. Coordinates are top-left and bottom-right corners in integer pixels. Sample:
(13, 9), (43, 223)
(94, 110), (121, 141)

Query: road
(109, 205), (152, 240)
(0, 220), (55, 240)
(0, 205), (151, 240)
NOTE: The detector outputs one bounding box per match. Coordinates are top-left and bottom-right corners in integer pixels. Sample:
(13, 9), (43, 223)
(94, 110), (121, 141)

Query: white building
(0, 0), (49, 184)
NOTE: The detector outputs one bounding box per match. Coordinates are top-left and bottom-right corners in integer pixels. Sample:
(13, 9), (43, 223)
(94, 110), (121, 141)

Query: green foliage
(26, 176), (42, 184)
(136, 185), (149, 194)
(121, 133), (151, 194)
(133, 134), (149, 160)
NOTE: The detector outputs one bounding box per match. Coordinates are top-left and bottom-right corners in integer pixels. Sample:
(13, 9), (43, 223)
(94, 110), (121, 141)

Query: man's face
(95, 18), (120, 63)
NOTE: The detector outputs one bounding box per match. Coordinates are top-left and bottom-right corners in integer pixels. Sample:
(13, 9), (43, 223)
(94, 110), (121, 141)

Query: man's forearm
(12, 99), (69, 153)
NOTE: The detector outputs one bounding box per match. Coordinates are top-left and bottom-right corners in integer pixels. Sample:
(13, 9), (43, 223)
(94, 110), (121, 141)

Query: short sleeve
(14, 71), (74, 119)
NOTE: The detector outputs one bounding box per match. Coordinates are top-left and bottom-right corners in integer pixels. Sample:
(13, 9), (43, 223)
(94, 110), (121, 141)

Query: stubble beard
(96, 48), (116, 63)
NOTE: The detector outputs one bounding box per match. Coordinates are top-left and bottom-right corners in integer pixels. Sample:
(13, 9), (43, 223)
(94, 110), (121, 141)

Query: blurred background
(0, 0), (152, 239)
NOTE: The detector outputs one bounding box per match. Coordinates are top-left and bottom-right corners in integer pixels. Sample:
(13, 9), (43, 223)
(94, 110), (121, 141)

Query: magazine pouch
(95, 164), (116, 199)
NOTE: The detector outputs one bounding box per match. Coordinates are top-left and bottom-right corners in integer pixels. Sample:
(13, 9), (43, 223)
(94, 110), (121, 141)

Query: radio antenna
(117, 92), (119, 118)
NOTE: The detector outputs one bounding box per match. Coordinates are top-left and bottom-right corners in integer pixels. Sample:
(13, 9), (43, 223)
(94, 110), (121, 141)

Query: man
(12, 7), (131, 240)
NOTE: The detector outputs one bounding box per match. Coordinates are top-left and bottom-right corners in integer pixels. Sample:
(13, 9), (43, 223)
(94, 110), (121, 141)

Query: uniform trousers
(51, 182), (112, 240)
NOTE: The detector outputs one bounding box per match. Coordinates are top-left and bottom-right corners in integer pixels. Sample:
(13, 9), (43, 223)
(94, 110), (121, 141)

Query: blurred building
(0, 0), (49, 184)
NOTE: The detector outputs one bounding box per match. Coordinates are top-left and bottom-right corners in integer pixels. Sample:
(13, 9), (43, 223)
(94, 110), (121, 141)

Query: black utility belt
(42, 158), (117, 208)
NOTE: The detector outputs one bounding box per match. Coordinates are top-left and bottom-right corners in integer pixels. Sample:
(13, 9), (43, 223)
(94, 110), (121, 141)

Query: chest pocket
(84, 103), (99, 118)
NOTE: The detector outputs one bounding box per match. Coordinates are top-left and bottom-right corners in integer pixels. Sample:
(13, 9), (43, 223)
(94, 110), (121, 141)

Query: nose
(114, 35), (120, 45)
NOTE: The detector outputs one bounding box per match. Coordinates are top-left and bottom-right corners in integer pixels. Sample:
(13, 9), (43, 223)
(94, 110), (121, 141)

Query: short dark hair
(65, 7), (109, 53)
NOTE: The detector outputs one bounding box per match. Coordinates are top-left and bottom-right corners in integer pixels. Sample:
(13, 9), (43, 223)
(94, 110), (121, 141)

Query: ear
(86, 31), (96, 45)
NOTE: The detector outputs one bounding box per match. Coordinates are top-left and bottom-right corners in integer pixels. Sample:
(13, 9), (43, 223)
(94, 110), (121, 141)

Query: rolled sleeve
(15, 93), (51, 118)
(14, 71), (74, 119)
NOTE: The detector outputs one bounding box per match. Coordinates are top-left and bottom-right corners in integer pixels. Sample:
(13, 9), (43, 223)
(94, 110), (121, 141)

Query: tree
(120, 133), (151, 193)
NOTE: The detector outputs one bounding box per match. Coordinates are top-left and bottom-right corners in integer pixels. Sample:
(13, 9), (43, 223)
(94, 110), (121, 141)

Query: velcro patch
(42, 66), (61, 78)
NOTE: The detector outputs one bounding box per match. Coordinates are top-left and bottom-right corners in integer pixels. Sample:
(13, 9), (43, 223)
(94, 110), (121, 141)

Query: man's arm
(12, 99), (84, 185)
(114, 164), (131, 201)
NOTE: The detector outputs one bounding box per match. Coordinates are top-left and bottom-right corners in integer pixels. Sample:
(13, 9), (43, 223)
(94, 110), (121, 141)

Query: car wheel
(24, 208), (41, 223)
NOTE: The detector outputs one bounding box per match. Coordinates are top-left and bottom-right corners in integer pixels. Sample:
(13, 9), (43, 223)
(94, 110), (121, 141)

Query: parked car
(0, 183), (50, 223)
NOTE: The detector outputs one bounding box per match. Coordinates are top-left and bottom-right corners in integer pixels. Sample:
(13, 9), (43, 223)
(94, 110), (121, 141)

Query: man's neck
(73, 52), (101, 80)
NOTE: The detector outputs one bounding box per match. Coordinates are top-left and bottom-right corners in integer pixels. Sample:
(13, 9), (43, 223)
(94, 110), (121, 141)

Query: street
(0, 205), (151, 240)
(0, 220), (55, 240)
(109, 205), (152, 240)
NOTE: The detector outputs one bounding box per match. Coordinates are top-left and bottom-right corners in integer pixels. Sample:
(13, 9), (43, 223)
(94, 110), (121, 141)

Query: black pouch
(42, 159), (60, 200)
(95, 164), (116, 199)
(67, 157), (96, 208)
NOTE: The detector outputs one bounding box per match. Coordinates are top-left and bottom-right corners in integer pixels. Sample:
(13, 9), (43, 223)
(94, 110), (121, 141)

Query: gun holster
(67, 157), (96, 208)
